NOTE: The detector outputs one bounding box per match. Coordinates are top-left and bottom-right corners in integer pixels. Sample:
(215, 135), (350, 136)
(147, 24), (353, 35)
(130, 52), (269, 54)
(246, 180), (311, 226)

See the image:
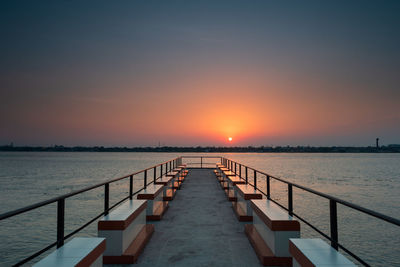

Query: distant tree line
(1, 145), (399, 153)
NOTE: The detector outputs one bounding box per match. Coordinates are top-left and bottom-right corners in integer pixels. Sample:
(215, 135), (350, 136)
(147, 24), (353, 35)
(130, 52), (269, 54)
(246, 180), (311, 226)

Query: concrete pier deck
(107, 169), (261, 266)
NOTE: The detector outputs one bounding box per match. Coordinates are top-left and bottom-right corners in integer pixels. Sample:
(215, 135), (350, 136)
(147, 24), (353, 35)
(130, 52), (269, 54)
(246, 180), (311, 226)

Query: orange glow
(10, 63), (399, 147)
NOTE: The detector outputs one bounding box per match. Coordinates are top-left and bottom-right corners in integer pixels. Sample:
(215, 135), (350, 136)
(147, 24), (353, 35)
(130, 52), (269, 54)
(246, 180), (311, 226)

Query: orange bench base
(224, 189), (237, 202)
(163, 188), (177, 201)
(232, 202), (252, 222)
(103, 224), (154, 264)
(245, 224), (292, 266)
(147, 203), (169, 221)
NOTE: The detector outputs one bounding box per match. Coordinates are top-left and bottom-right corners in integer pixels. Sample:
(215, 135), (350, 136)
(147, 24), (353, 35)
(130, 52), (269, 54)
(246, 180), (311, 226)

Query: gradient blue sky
(1, 1), (399, 146)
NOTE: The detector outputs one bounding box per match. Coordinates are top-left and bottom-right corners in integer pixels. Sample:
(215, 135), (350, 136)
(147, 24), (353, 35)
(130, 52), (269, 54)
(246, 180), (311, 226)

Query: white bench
(98, 199), (154, 264)
(155, 175), (176, 201)
(166, 170), (181, 190)
(33, 237), (106, 267)
(216, 166), (228, 182)
(289, 238), (356, 267)
(173, 167), (185, 184)
(215, 164), (226, 176)
(221, 170), (236, 190)
(232, 184), (262, 221)
(178, 164), (188, 178)
(226, 175), (245, 202)
(246, 199), (300, 266)
(137, 184), (168, 220)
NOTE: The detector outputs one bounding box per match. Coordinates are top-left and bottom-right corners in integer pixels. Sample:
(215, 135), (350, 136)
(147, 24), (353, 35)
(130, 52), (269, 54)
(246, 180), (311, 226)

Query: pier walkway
(108, 169), (261, 267)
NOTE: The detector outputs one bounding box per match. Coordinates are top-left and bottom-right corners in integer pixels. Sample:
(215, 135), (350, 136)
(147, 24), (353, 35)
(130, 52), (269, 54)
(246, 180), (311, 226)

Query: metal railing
(0, 157), (182, 266)
(220, 157), (400, 267)
(180, 155), (222, 168)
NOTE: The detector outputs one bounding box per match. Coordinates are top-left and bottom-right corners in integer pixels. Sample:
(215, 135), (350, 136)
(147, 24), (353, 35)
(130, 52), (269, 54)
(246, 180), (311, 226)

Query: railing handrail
(0, 157), (183, 266)
(0, 157), (180, 221)
(222, 157), (400, 227)
(217, 156), (400, 266)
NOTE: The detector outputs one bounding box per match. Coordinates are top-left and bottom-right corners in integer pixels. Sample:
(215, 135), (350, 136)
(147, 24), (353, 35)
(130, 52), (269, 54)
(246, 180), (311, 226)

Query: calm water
(0, 152), (399, 266)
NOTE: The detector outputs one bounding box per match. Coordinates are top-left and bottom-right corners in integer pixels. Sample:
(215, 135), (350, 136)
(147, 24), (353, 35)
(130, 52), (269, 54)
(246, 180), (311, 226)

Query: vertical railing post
(288, 184), (293, 215)
(201, 157), (203, 168)
(129, 175), (133, 199)
(254, 170), (257, 189)
(144, 170), (147, 189)
(239, 164), (242, 178)
(57, 198), (65, 248)
(235, 163), (237, 174)
(153, 166), (156, 183)
(266, 175), (270, 199)
(245, 167), (248, 184)
(161, 164), (163, 177)
(220, 157), (223, 165)
(104, 183), (109, 215)
(330, 199), (338, 250)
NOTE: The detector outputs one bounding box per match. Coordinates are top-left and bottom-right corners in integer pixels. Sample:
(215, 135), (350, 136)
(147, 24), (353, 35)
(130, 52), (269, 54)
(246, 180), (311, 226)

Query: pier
(1, 156), (399, 266)
(130, 169), (260, 266)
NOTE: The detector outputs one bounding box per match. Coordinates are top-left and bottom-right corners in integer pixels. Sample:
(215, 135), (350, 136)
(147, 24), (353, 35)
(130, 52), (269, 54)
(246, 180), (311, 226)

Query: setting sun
(228, 137), (233, 142)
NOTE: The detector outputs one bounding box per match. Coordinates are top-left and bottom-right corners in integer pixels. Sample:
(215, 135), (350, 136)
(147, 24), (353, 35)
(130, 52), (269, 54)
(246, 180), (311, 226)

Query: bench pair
(245, 198), (355, 267)
(33, 199), (152, 267)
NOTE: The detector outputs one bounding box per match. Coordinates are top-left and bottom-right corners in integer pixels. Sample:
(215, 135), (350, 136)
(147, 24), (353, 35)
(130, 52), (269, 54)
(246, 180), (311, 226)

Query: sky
(1, 1), (399, 147)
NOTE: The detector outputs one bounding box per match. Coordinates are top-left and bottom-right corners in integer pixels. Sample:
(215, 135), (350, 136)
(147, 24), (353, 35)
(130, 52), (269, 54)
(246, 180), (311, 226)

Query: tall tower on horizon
(376, 138), (379, 148)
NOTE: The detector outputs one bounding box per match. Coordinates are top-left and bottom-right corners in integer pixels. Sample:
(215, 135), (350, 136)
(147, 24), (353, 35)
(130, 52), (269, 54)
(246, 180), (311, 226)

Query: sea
(0, 152), (399, 266)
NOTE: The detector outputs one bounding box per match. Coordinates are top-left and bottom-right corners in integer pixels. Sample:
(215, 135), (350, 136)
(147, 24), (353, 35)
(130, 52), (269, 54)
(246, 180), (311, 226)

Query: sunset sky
(1, 1), (399, 146)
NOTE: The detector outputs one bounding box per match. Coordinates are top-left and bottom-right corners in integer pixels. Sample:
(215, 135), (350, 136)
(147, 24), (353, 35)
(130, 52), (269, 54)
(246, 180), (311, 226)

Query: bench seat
(222, 170), (236, 177)
(227, 175), (246, 186)
(166, 171), (179, 177)
(232, 184), (262, 221)
(154, 175), (174, 186)
(98, 199), (154, 264)
(289, 239), (356, 267)
(137, 184), (168, 220)
(33, 237), (106, 267)
(221, 170), (236, 187)
(246, 199), (300, 266)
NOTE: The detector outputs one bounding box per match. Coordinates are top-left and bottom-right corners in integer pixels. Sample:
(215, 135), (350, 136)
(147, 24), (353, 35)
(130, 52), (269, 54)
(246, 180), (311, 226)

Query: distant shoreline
(1, 145), (399, 153)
